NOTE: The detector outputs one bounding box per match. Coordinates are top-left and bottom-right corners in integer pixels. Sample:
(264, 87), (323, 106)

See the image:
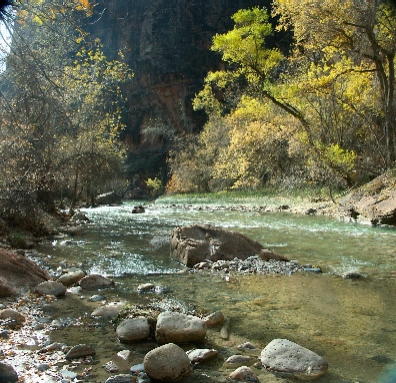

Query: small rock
(132, 205), (145, 214)
(136, 372), (151, 383)
(137, 283), (155, 293)
(224, 355), (257, 369)
(0, 309), (25, 323)
(237, 342), (258, 351)
(104, 374), (134, 383)
(229, 366), (260, 382)
(34, 281), (67, 297)
(117, 350), (131, 360)
(220, 318), (230, 339)
(37, 364), (50, 372)
(116, 317), (150, 343)
(79, 274), (114, 290)
(130, 363), (145, 375)
(0, 362), (18, 383)
(154, 285), (171, 294)
(144, 343), (192, 381)
(65, 344), (96, 360)
(57, 270), (85, 287)
(204, 311), (225, 327)
(342, 272), (364, 279)
(89, 294), (106, 301)
(103, 361), (119, 373)
(61, 369), (78, 379)
(186, 348), (218, 363)
(91, 302), (125, 317)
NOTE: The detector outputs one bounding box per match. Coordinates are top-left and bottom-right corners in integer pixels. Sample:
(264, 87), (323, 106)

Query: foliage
(0, 0), (133, 229)
(145, 177), (162, 198)
(168, 3), (396, 194)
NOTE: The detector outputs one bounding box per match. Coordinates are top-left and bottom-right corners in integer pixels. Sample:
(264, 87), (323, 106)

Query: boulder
(170, 224), (266, 267)
(260, 339), (328, 380)
(34, 281), (67, 297)
(144, 343), (192, 381)
(79, 274), (114, 290)
(0, 249), (50, 296)
(155, 311), (207, 344)
(116, 317), (150, 342)
(0, 362), (18, 383)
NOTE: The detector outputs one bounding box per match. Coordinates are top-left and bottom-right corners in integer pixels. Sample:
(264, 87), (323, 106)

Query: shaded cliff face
(87, 0), (272, 176)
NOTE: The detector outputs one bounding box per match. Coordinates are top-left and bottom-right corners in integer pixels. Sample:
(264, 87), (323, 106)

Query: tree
(273, 0), (396, 168)
(0, 0), (132, 230)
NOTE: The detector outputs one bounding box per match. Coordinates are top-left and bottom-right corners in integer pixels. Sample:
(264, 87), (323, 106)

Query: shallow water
(38, 201), (396, 383)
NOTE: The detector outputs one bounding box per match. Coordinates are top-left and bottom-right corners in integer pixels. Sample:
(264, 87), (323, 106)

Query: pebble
(237, 342), (258, 351)
(204, 311), (225, 327)
(186, 348), (218, 363)
(105, 374), (135, 383)
(89, 294), (106, 301)
(130, 363), (145, 374)
(103, 361), (119, 373)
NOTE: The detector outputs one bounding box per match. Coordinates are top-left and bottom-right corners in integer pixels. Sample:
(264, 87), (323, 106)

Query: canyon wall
(87, 0), (273, 178)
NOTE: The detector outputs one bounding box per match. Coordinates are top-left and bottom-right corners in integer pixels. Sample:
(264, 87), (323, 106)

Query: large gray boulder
(260, 339), (328, 380)
(170, 224), (265, 267)
(144, 343), (192, 381)
(155, 311), (207, 344)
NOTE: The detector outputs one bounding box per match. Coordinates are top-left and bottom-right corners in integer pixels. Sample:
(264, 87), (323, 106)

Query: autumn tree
(0, 0), (132, 230)
(272, 0), (396, 169)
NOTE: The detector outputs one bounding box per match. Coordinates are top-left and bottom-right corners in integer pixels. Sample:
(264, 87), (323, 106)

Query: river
(37, 201), (396, 383)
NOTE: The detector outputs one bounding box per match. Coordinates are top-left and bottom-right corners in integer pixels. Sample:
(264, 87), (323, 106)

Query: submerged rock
(65, 344), (96, 360)
(34, 281), (67, 297)
(260, 338), (328, 380)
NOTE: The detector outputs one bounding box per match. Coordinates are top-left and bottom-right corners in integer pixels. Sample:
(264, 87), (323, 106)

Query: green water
(38, 201), (396, 383)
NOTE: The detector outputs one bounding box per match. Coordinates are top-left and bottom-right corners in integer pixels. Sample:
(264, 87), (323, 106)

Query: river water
(38, 201), (396, 383)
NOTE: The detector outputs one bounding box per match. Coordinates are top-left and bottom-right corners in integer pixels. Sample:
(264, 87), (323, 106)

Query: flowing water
(37, 201), (396, 383)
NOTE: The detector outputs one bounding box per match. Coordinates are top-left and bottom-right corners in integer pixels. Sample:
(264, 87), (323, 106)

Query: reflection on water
(39, 201), (396, 383)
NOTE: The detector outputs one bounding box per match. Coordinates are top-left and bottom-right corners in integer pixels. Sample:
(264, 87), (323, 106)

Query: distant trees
(0, 0), (132, 231)
(167, 2), (396, 194)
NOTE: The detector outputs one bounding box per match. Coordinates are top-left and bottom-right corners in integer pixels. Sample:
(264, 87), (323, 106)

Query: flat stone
(79, 274), (114, 290)
(34, 281), (67, 297)
(65, 344), (96, 360)
(224, 354), (257, 369)
(105, 374), (134, 383)
(91, 302), (125, 317)
(260, 338), (328, 380)
(186, 348), (218, 363)
(0, 309), (25, 323)
(57, 270), (85, 286)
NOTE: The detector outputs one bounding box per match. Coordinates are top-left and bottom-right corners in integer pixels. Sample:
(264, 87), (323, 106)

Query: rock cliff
(86, 0), (273, 178)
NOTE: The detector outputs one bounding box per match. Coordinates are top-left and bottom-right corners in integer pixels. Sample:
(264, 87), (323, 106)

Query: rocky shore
(0, 272), (328, 383)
